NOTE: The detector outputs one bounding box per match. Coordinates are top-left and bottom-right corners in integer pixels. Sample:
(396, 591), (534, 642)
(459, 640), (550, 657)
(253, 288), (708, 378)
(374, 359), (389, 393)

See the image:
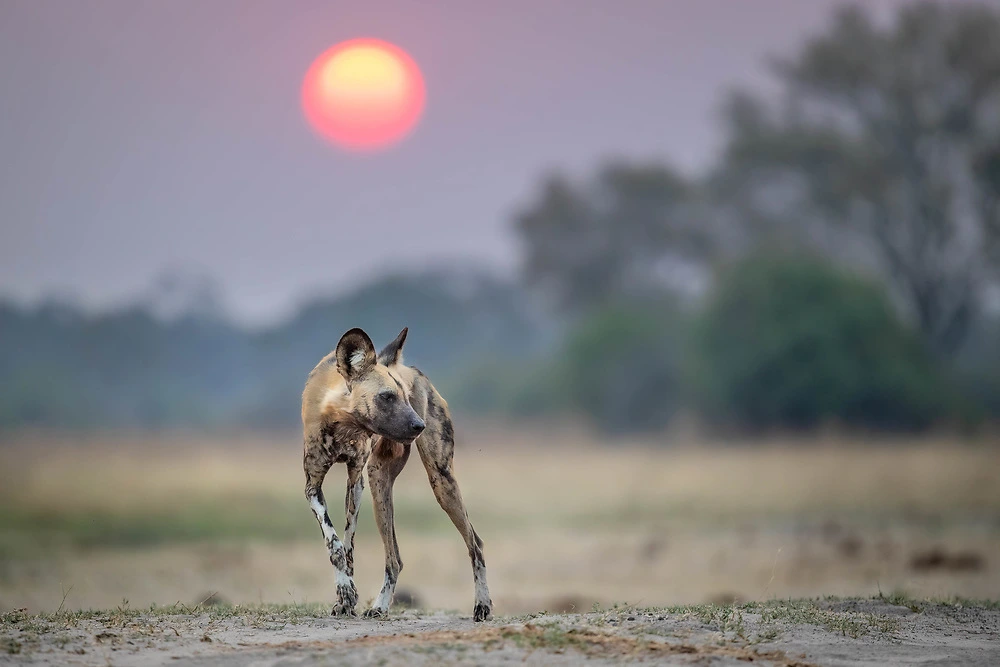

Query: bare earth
(2, 434), (998, 665)
(2, 599), (998, 667)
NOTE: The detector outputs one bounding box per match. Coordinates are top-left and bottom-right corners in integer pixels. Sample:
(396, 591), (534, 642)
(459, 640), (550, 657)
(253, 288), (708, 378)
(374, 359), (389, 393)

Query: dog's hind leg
(416, 428), (492, 622)
(303, 443), (358, 616)
(364, 441), (411, 618)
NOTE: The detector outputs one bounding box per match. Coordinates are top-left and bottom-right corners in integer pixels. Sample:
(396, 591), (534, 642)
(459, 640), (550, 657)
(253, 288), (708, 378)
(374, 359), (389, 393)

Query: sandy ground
(3, 434), (998, 664)
(2, 599), (997, 666)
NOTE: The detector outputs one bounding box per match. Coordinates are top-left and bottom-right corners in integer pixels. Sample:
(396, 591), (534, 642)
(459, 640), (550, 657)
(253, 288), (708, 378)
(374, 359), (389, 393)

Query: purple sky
(0, 0), (923, 324)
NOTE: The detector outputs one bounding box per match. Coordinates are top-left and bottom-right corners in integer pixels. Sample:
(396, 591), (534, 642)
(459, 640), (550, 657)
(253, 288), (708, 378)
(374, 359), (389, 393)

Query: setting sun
(302, 39), (425, 151)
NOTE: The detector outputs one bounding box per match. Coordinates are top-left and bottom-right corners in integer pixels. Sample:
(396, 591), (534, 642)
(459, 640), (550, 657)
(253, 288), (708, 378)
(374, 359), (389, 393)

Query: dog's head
(334, 327), (424, 441)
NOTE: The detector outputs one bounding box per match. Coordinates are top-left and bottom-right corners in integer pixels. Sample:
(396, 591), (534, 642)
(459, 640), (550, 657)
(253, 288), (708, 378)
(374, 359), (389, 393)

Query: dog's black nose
(408, 419), (425, 436)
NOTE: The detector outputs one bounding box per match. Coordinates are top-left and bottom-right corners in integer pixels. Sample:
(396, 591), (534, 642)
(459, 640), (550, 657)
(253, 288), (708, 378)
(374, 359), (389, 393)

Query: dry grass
(3, 427), (997, 519)
(0, 427), (997, 614)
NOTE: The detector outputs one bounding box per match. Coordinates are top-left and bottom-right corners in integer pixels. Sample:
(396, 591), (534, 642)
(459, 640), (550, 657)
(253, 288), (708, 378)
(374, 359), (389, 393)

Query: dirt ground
(1, 432), (998, 665)
(2, 598), (998, 666)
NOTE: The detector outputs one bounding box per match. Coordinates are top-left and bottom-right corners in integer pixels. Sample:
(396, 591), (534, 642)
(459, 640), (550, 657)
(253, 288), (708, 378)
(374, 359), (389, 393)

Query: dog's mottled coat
(301, 327), (492, 621)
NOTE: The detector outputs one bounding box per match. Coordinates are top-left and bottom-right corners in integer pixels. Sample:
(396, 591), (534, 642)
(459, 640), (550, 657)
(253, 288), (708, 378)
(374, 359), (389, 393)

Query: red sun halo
(302, 39), (425, 151)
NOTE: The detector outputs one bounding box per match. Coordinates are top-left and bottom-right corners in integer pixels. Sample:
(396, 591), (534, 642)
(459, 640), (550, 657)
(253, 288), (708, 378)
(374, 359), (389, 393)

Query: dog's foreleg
(343, 459), (365, 577)
(364, 442), (410, 618)
(304, 447), (358, 616)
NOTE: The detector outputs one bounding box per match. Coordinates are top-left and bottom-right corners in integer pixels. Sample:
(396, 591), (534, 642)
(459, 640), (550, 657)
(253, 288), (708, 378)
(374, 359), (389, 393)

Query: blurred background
(1, 0), (999, 615)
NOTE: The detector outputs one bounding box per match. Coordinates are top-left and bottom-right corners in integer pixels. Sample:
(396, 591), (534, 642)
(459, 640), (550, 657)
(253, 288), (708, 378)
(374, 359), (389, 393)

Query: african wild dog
(301, 327), (492, 621)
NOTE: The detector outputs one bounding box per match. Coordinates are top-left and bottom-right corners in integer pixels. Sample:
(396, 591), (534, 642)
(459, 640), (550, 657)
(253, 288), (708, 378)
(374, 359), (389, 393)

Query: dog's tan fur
(301, 327), (492, 621)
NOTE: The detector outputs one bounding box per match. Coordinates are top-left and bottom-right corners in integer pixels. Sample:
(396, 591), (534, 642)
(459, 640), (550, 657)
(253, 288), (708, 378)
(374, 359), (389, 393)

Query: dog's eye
(377, 391), (396, 403)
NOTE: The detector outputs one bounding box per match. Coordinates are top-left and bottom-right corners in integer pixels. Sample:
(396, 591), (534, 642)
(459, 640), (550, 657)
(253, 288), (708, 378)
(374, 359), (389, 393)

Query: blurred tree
(554, 300), (684, 434)
(950, 313), (1000, 420)
(714, 2), (1000, 356)
(444, 358), (563, 419)
(514, 163), (714, 314)
(0, 268), (543, 429)
(689, 255), (951, 432)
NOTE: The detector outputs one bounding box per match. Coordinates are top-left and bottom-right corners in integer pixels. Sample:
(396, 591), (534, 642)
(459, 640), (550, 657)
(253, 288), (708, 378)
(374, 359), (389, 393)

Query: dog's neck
(320, 412), (374, 455)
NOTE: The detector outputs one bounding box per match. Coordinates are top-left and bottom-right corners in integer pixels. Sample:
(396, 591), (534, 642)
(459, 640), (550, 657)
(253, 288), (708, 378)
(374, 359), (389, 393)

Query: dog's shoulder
(301, 352), (349, 431)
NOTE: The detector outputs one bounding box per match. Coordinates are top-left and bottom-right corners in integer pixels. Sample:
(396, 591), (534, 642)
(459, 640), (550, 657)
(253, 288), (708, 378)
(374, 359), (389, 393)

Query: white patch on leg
(372, 574), (394, 612)
(474, 562), (491, 606)
(335, 569), (353, 588)
(309, 495), (338, 544)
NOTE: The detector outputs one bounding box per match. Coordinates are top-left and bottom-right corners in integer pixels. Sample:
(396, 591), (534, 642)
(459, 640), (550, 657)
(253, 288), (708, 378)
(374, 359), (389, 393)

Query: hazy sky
(0, 0), (924, 324)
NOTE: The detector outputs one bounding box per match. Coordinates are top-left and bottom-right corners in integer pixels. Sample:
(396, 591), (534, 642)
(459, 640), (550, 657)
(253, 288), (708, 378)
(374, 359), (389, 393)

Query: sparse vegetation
(0, 432), (997, 664)
(2, 598), (996, 665)
(591, 597), (904, 643)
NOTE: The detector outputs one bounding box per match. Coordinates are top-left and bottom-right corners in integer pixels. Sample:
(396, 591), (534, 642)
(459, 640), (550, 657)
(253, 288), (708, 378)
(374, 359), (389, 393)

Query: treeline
(3, 2), (1000, 435)
(485, 1), (1000, 434)
(0, 271), (542, 429)
(470, 254), (1000, 434)
(3, 253), (997, 434)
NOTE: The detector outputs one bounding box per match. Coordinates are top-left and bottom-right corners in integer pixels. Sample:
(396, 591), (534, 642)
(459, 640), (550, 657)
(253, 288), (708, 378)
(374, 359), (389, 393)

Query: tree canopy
(714, 2), (1000, 355)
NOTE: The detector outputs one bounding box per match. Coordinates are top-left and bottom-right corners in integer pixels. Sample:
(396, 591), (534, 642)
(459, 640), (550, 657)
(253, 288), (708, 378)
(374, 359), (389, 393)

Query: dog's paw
(331, 603), (357, 617)
(332, 579), (359, 617)
(473, 600), (493, 622)
(363, 607), (388, 620)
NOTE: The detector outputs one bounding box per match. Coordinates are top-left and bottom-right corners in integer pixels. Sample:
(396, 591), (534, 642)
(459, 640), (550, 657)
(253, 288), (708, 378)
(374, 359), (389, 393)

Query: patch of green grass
(0, 601), (336, 632)
(500, 623), (594, 652)
(0, 498), (311, 553)
(3, 636), (22, 655)
(631, 598), (907, 640)
(878, 590), (924, 612)
(947, 597), (1000, 611)
(504, 610), (549, 623)
(0, 495), (466, 553)
(766, 600), (900, 639)
(882, 592), (1000, 612)
(0, 609), (29, 626)
(755, 626), (781, 642)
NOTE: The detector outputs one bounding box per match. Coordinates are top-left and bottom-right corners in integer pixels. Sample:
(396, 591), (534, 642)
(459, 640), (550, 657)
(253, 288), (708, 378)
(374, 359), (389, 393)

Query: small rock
(393, 588), (423, 610)
(910, 547), (985, 572)
(837, 535), (864, 559)
(707, 592), (743, 605)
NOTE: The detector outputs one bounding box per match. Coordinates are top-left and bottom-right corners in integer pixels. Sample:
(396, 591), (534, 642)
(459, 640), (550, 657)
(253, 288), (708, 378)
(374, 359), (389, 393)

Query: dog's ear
(378, 327), (408, 366)
(336, 328), (376, 381)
